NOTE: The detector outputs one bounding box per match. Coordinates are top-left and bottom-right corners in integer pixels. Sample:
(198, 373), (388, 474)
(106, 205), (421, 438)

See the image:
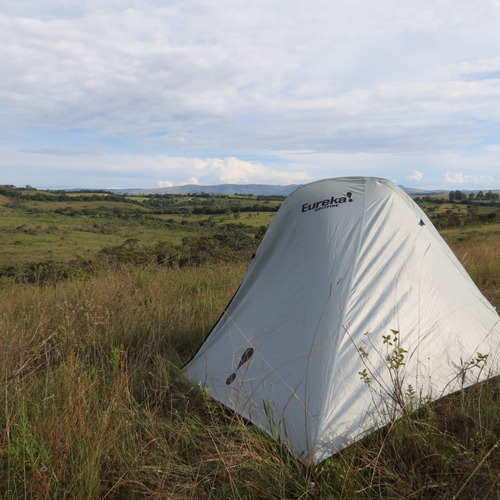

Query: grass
(0, 193), (273, 270)
(150, 211), (276, 229)
(442, 223), (500, 309)
(1, 190), (500, 497)
(1, 243), (500, 498)
(1, 263), (252, 498)
(0, 211), (194, 269)
(22, 200), (151, 211)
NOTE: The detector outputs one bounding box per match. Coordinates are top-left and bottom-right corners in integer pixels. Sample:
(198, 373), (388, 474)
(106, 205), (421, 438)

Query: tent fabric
(183, 177), (500, 463)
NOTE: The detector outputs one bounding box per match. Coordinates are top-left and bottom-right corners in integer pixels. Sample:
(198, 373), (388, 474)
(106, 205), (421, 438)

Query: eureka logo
(301, 192), (353, 213)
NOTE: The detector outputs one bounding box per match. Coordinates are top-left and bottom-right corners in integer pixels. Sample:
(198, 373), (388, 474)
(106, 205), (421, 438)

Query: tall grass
(1, 248), (500, 497)
(451, 239), (500, 310)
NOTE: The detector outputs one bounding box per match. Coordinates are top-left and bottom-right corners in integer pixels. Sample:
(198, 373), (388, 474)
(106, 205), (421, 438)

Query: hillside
(1, 183), (500, 497)
(1, 184), (500, 280)
(110, 183), (450, 196)
(111, 183), (301, 196)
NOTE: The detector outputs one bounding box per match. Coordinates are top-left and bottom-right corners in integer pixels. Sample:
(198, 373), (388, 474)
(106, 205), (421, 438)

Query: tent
(183, 177), (500, 463)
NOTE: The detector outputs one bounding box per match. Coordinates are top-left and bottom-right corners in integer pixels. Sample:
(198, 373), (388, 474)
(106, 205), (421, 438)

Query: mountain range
(110, 183), (447, 196)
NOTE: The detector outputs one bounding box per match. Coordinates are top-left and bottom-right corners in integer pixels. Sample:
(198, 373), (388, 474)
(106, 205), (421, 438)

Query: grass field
(440, 223), (500, 310)
(1, 187), (500, 498)
(0, 189), (277, 271)
(2, 253), (500, 498)
(0, 210), (191, 269)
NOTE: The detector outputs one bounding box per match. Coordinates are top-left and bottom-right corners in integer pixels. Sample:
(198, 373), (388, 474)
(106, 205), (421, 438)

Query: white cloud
(445, 171), (466, 184)
(205, 157), (311, 185)
(409, 170), (424, 181)
(1, 1), (500, 189)
(158, 180), (173, 188)
(0, 142), (311, 188)
(444, 171), (495, 184)
(174, 157), (310, 185)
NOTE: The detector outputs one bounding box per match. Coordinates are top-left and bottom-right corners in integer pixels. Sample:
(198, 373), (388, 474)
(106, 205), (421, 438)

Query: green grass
(218, 211), (276, 227)
(441, 222), (500, 244)
(0, 210), (212, 270)
(23, 200), (151, 211)
(0, 189), (278, 271)
(151, 211), (275, 228)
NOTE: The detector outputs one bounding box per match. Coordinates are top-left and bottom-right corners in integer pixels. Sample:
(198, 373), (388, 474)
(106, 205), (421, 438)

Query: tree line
(448, 189), (500, 202)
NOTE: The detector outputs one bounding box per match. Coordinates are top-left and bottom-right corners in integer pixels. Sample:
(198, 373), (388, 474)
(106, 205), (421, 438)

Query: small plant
(383, 330), (407, 372)
(356, 328), (411, 414)
(459, 351), (490, 386)
(358, 367), (371, 385)
(110, 344), (124, 370)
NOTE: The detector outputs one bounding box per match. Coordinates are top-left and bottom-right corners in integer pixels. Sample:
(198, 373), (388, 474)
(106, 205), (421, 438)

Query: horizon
(8, 181), (500, 195)
(1, 2), (500, 191)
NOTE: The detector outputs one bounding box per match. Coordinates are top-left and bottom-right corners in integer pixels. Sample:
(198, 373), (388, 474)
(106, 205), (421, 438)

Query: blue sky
(1, 0), (500, 190)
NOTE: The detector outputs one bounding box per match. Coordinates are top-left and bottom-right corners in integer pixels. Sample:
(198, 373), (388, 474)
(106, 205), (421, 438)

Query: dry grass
(1, 236), (500, 498)
(449, 235), (500, 310)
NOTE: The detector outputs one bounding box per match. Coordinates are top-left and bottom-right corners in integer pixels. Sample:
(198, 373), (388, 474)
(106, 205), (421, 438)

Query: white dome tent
(184, 177), (500, 464)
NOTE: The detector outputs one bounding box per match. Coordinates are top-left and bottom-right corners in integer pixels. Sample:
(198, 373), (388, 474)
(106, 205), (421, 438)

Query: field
(0, 186), (279, 281)
(1, 186), (500, 498)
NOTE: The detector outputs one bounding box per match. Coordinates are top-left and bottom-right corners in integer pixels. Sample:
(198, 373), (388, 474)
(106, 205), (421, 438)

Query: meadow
(1, 186), (500, 498)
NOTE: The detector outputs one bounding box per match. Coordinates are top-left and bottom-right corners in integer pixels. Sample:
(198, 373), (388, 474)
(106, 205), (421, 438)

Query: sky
(1, 1), (500, 190)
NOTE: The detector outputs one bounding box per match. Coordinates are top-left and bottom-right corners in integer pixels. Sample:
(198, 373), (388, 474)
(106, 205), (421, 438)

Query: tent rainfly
(183, 177), (500, 464)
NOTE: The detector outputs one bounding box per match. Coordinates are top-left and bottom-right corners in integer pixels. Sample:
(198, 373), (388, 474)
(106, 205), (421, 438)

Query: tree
(449, 190), (464, 202)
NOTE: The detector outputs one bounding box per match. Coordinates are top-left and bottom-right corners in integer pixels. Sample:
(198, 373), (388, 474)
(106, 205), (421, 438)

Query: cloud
(158, 180), (173, 188)
(0, 141), (311, 188)
(164, 157), (311, 186)
(445, 171), (466, 184)
(197, 157), (308, 185)
(409, 170), (424, 181)
(1, 1), (500, 189)
(444, 171), (495, 185)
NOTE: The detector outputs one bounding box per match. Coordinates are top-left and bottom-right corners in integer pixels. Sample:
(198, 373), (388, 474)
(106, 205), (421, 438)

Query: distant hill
(111, 184), (301, 196)
(108, 183), (449, 197)
(398, 185), (447, 195)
